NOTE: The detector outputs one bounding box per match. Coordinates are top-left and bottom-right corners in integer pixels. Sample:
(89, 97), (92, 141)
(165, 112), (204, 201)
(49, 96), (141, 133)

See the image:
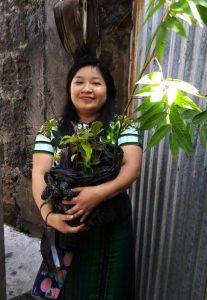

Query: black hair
(58, 56), (116, 135)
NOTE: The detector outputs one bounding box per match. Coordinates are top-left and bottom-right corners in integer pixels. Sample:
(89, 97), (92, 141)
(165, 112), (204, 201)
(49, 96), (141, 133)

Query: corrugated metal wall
(131, 2), (207, 300)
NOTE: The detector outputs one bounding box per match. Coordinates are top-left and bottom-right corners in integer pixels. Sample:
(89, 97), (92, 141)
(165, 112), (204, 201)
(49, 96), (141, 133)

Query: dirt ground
(4, 225), (41, 299)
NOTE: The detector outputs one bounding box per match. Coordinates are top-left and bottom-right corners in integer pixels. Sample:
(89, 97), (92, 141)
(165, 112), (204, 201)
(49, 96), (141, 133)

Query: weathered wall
(0, 0), (133, 237)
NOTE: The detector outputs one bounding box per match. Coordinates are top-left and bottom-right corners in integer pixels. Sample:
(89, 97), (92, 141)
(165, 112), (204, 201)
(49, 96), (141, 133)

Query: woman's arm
(65, 145), (142, 220)
(32, 153), (85, 233)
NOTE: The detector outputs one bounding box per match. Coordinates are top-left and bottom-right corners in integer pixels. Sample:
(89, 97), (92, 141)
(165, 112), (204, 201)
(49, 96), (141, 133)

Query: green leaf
(146, 0), (156, 12)
(134, 84), (162, 97)
(143, 0), (165, 27)
(139, 112), (168, 130)
(145, 125), (170, 151)
(137, 72), (162, 85)
(80, 141), (92, 163)
(169, 132), (179, 159)
(165, 78), (205, 97)
(165, 15), (187, 37)
(156, 24), (168, 60)
(169, 104), (193, 155)
(199, 124), (207, 147)
(182, 109), (200, 119)
(192, 110), (207, 124)
(197, 5), (207, 25)
(170, 1), (191, 13)
(174, 90), (202, 111)
(191, 0), (207, 7)
(133, 97), (153, 112)
(136, 101), (165, 123)
(90, 121), (103, 136)
(187, 123), (196, 139)
(188, 0), (203, 26)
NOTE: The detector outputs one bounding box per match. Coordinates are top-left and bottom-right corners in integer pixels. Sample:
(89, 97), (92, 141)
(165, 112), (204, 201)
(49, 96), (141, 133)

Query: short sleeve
(118, 126), (143, 147)
(32, 118), (58, 155)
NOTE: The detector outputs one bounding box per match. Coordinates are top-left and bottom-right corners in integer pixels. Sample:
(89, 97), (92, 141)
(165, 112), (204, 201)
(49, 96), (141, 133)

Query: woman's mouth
(80, 96), (95, 103)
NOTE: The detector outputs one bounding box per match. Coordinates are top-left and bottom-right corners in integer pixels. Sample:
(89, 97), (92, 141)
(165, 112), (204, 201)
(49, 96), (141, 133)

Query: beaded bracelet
(45, 210), (54, 225)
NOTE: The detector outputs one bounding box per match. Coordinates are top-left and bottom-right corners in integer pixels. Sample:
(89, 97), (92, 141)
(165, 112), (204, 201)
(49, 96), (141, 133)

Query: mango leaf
(176, 12), (196, 25)
(165, 78), (205, 97)
(80, 141), (92, 163)
(165, 15), (187, 37)
(191, 0), (207, 7)
(156, 24), (168, 60)
(134, 84), (163, 97)
(174, 90), (201, 111)
(188, 0), (203, 26)
(143, 0), (165, 27)
(137, 72), (162, 85)
(169, 132), (179, 159)
(136, 101), (165, 122)
(139, 112), (168, 130)
(199, 124), (207, 147)
(187, 123), (196, 139)
(192, 110), (207, 124)
(146, 0), (156, 12)
(169, 104), (193, 155)
(133, 97), (153, 112)
(166, 86), (178, 106)
(145, 125), (170, 151)
(91, 121), (103, 136)
(60, 135), (78, 145)
(197, 5), (207, 26)
(170, 1), (191, 13)
(182, 109), (200, 119)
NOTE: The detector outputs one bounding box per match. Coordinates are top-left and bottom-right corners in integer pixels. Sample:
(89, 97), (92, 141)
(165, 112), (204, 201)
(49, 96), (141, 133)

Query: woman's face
(70, 66), (107, 122)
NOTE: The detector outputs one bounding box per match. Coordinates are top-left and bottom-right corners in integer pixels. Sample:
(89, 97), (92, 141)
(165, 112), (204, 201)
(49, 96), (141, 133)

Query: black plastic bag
(41, 144), (124, 228)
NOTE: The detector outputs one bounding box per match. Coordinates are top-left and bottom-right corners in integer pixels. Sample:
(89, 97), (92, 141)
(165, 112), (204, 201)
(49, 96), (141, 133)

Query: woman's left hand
(63, 186), (104, 222)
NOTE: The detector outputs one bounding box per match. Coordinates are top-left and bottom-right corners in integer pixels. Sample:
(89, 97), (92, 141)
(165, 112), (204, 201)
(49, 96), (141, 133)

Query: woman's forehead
(73, 65), (103, 79)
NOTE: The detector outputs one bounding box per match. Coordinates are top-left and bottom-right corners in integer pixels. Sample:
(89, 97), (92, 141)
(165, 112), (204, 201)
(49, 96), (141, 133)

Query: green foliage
(59, 117), (134, 171)
(133, 70), (207, 158)
(143, 0), (207, 61)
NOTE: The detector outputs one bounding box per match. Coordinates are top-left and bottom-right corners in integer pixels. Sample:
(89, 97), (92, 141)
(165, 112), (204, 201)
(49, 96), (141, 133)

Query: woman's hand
(46, 211), (86, 234)
(63, 186), (104, 222)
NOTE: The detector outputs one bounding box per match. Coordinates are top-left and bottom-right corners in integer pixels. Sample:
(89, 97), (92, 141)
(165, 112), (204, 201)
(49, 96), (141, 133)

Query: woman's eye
(93, 82), (101, 85)
(75, 81), (83, 84)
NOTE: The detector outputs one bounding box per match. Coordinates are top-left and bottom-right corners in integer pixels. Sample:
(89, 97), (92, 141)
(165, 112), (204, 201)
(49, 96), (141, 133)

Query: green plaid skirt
(58, 196), (135, 300)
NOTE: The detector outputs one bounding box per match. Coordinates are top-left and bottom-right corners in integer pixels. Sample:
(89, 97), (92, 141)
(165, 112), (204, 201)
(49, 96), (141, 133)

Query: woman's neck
(78, 113), (99, 123)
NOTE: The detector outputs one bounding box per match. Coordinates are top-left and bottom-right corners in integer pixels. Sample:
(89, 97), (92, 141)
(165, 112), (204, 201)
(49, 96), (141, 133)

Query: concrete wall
(0, 0), (133, 237)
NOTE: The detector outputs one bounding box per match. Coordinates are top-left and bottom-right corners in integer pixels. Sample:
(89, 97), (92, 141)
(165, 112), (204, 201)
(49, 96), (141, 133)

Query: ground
(4, 225), (41, 299)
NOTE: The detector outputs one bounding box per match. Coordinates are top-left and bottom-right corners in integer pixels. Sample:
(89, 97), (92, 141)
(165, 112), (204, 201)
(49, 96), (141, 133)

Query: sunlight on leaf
(188, 0), (203, 27)
(165, 79), (205, 97)
(137, 72), (162, 85)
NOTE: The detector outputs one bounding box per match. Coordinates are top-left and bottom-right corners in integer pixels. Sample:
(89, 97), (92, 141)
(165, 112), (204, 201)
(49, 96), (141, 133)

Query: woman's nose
(81, 82), (92, 92)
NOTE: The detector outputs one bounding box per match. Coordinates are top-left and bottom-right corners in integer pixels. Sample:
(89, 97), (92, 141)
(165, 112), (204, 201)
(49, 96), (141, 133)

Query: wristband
(45, 210), (54, 225)
(39, 202), (47, 212)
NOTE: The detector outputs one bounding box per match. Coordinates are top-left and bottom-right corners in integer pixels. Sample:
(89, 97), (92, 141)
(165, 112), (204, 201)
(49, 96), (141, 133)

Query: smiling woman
(70, 66), (107, 122)
(32, 56), (143, 300)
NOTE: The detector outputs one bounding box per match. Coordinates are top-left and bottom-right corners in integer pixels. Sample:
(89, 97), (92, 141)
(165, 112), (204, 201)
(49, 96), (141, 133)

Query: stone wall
(0, 0), (133, 237)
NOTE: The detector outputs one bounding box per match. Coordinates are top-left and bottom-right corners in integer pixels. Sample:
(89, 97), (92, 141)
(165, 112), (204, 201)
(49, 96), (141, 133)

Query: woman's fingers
(80, 211), (90, 222)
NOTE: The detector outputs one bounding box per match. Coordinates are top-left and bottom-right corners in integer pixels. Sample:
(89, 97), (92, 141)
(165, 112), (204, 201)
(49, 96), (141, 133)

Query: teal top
(32, 118), (143, 165)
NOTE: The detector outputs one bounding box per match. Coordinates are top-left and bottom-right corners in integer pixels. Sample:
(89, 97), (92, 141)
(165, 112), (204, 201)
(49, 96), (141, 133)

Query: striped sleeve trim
(32, 143), (55, 154)
(118, 126), (143, 147)
(35, 133), (51, 143)
(32, 133), (54, 154)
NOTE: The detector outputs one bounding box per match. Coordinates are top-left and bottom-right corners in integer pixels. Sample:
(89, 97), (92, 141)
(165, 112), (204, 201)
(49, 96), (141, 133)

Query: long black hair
(58, 56), (116, 135)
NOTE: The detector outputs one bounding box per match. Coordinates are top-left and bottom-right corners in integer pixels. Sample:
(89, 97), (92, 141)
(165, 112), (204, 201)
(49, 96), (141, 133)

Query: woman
(32, 56), (143, 299)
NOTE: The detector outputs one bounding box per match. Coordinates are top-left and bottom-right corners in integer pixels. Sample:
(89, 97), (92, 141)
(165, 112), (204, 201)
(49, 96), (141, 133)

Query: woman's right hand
(46, 212), (86, 234)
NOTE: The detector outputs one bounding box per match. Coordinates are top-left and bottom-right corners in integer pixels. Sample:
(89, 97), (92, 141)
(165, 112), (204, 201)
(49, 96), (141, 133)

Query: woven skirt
(58, 200), (135, 300)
